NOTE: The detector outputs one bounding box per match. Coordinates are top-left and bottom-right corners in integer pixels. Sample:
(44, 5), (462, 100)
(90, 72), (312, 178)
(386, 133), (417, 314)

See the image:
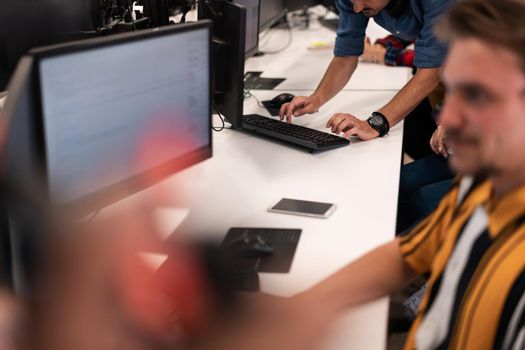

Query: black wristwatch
(366, 111), (390, 137)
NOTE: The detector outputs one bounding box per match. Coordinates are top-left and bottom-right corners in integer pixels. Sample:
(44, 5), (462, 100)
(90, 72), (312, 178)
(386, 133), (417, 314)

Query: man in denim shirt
(279, 0), (454, 141)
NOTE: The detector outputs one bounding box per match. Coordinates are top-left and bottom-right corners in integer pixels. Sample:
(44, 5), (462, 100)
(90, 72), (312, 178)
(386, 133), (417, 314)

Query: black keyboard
(319, 17), (340, 32)
(242, 114), (350, 152)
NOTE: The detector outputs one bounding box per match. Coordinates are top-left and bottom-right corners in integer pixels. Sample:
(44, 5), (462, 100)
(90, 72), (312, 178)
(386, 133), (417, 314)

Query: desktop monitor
(259, 0), (286, 31)
(235, 0), (261, 58)
(199, 1), (246, 129)
(23, 21), (213, 212)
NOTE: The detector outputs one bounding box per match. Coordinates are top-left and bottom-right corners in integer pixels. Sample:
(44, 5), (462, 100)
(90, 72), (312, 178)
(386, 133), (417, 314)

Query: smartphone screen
(269, 198), (336, 218)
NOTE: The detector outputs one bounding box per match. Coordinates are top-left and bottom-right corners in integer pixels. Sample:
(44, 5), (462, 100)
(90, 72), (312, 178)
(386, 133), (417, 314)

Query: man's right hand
(279, 95), (322, 123)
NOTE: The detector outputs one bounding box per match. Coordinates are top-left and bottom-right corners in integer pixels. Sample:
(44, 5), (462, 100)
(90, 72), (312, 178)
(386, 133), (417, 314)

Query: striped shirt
(398, 176), (525, 349)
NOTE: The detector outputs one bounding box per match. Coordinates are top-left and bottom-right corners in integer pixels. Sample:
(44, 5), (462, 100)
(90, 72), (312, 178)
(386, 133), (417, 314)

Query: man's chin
(449, 156), (482, 177)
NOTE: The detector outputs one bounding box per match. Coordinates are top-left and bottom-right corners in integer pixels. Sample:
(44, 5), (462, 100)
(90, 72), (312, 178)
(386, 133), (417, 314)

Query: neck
(491, 165), (525, 199)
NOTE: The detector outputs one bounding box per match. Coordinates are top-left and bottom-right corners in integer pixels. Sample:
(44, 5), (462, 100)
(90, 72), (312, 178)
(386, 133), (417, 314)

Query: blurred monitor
(259, 0), (286, 31)
(24, 22), (212, 211)
(235, 0), (261, 57)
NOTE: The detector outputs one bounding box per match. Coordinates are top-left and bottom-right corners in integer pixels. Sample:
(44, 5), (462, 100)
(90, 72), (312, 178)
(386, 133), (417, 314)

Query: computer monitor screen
(259, 0), (286, 31)
(32, 22), (212, 209)
(235, 0), (260, 57)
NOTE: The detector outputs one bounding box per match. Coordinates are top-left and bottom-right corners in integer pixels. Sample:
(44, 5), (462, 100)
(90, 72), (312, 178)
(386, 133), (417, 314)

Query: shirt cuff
(414, 44), (448, 68)
(384, 46), (402, 66)
(334, 34), (365, 56)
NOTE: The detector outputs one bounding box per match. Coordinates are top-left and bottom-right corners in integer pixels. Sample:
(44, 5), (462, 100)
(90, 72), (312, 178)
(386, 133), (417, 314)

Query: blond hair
(435, 0), (525, 73)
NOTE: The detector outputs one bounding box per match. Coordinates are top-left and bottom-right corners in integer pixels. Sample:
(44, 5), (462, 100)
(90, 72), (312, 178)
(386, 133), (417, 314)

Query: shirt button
(395, 30), (400, 35)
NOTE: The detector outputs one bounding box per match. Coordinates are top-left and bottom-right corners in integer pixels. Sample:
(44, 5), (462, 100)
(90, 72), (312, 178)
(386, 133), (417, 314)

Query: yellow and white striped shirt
(399, 177), (525, 350)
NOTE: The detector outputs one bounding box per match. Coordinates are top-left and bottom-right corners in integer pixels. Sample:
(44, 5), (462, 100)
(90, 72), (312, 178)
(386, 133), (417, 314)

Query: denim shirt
(334, 0), (455, 68)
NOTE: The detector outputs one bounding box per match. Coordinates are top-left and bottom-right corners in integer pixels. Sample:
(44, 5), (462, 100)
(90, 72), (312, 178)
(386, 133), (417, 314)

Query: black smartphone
(268, 198), (336, 218)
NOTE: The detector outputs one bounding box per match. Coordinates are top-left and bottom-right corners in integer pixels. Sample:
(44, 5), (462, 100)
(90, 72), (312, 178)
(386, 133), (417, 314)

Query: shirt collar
(485, 181), (525, 238)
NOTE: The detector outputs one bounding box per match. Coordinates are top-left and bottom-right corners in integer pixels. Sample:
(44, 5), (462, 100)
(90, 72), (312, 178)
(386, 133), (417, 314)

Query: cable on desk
(244, 89), (265, 108)
(212, 103), (230, 132)
(258, 25), (277, 40)
(180, 0), (198, 23)
(258, 24), (293, 55)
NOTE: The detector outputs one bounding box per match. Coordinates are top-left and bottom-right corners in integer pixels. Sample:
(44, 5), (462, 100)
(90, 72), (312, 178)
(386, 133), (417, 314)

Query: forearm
(301, 240), (417, 311)
(378, 67), (441, 127)
(312, 56), (359, 106)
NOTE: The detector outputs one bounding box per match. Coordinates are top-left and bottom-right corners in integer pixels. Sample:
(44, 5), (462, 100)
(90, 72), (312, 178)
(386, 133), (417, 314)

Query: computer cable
(258, 23), (293, 55)
(244, 89), (265, 108)
(212, 103), (230, 132)
(179, 1), (195, 23)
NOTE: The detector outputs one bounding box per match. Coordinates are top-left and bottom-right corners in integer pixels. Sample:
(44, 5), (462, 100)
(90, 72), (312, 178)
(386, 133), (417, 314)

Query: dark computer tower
(199, 1), (246, 129)
(144, 0), (170, 27)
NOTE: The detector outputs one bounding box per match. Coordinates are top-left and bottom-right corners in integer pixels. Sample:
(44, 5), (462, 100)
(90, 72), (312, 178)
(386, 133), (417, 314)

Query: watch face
(369, 114), (384, 127)
(368, 113), (389, 137)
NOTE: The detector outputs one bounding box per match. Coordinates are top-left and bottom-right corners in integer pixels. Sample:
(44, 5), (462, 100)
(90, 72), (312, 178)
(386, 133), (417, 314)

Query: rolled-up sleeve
(333, 0), (369, 56)
(413, 0), (454, 68)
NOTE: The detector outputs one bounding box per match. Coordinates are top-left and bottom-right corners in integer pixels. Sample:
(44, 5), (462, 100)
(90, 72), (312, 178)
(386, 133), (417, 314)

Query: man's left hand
(430, 125), (449, 158)
(361, 37), (387, 64)
(326, 113), (380, 140)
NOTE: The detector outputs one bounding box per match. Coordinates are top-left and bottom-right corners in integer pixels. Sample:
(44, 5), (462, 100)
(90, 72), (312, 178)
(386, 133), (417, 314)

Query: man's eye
(462, 87), (489, 105)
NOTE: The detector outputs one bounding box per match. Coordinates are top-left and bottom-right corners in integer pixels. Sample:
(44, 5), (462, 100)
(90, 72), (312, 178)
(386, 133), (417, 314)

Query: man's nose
(438, 94), (463, 130)
(351, 0), (365, 13)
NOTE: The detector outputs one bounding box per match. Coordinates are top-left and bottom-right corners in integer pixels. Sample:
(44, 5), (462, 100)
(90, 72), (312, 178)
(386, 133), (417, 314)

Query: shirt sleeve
(398, 181), (460, 275)
(375, 35), (412, 50)
(413, 0), (455, 68)
(384, 47), (415, 67)
(333, 0), (369, 57)
(375, 36), (415, 67)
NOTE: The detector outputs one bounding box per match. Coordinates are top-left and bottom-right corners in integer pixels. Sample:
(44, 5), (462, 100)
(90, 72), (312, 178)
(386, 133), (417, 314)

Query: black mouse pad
(261, 100), (280, 116)
(221, 227), (302, 273)
(244, 71), (286, 90)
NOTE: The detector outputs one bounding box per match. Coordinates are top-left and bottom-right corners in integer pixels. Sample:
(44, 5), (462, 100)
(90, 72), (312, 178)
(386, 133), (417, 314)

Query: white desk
(147, 90), (403, 350)
(245, 17), (412, 91)
(116, 14), (409, 350)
